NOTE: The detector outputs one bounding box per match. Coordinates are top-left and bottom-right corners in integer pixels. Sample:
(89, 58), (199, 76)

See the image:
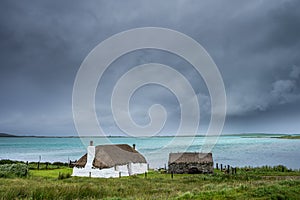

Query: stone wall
(168, 162), (213, 174)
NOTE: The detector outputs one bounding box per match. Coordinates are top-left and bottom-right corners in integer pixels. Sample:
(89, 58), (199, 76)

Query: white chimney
(85, 140), (95, 169)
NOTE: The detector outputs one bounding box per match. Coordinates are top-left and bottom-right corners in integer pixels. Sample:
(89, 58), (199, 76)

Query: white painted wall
(131, 163), (148, 175)
(72, 163), (148, 178)
(72, 144), (148, 178)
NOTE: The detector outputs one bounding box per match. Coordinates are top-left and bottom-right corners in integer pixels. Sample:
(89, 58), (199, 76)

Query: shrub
(0, 159), (15, 165)
(0, 163), (28, 177)
(0, 159), (25, 165)
(52, 162), (68, 167)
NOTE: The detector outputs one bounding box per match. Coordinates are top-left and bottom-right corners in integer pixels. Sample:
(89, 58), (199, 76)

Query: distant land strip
(275, 135), (300, 139)
(0, 133), (18, 137)
(1, 132), (299, 138)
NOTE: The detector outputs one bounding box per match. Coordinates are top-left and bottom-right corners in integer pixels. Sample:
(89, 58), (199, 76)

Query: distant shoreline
(1, 132), (299, 138)
(274, 135), (300, 139)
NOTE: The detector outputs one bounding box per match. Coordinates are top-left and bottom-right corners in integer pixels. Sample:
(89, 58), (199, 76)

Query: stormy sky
(0, 0), (300, 136)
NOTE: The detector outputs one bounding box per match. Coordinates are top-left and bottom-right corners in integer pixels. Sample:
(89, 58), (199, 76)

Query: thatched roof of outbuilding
(75, 144), (147, 169)
(169, 152), (213, 164)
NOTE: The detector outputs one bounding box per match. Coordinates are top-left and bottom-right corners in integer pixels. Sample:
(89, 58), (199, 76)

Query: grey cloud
(271, 80), (297, 104)
(226, 64), (300, 119)
(290, 66), (300, 79)
(1, 0), (300, 135)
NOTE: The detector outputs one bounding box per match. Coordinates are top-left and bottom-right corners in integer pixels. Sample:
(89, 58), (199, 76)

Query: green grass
(30, 168), (72, 178)
(0, 166), (300, 199)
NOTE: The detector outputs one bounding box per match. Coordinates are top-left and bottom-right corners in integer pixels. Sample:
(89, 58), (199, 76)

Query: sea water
(0, 136), (299, 169)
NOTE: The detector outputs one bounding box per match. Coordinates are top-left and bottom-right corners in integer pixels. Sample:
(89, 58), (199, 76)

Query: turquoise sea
(0, 136), (299, 169)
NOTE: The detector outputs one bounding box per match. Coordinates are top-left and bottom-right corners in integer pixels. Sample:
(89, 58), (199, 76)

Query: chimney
(86, 141), (95, 169)
(132, 144), (136, 150)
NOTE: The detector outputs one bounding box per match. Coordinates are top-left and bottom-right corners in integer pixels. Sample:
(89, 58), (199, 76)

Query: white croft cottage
(72, 141), (148, 178)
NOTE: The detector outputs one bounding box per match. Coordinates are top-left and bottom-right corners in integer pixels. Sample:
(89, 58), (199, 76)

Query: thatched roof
(75, 153), (87, 167)
(168, 152), (213, 164)
(75, 144), (147, 169)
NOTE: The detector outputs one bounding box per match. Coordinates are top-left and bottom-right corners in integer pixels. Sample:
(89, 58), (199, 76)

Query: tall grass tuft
(58, 172), (71, 180)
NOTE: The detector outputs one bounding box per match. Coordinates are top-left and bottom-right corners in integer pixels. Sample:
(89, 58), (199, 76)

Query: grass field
(0, 165), (300, 200)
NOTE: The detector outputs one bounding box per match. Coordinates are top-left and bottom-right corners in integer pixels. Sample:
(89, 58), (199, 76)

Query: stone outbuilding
(72, 142), (148, 178)
(168, 152), (213, 174)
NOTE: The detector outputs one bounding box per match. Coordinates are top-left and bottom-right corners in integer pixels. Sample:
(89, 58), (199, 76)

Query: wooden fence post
(38, 155), (41, 170)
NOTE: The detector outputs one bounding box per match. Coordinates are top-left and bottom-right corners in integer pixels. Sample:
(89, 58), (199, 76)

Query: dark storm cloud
(0, 0), (300, 135)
